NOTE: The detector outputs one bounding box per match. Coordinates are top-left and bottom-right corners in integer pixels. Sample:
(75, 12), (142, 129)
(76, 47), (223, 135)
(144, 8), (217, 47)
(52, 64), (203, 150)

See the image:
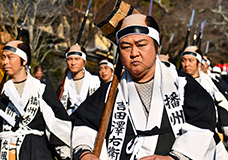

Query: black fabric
(181, 51), (198, 57)
(72, 70), (216, 158)
(42, 82), (70, 121)
(66, 51), (82, 57)
(98, 62), (108, 67)
(19, 135), (54, 160)
(155, 109), (175, 155)
(0, 80), (70, 159)
(3, 45), (17, 53)
(179, 71), (216, 132)
(117, 26), (150, 40)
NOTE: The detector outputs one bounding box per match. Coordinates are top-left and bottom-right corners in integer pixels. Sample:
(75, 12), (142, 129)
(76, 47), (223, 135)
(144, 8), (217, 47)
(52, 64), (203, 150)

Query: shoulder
(0, 93), (10, 109)
(72, 82), (110, 128)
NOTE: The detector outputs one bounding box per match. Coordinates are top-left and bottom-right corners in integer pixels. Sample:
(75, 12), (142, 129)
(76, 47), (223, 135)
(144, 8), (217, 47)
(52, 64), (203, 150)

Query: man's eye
(121, 45), (130, 50)
(137, 44), (146, 47)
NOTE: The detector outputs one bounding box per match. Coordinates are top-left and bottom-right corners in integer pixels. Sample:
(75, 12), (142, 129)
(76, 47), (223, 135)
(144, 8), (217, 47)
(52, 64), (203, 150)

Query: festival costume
(0, 73), (71, 160)
(59, 69), (100, 116)
(195, 71), (228, 158)
(52, 69), (100, 159)
(72, 58), (216, 160)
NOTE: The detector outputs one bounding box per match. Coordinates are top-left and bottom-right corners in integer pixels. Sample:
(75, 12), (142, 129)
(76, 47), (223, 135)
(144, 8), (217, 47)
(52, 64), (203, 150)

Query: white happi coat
(72, 58), (216, 160)
(0, 73), (71, 160)
(60, 69), (100, 115)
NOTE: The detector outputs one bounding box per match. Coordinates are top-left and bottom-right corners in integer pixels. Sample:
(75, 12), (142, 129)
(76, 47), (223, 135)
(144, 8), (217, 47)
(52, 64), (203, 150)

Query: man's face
(1, 50), (25, 78)
(98, 65), (113, 83)
(181, 55), (200, 78)
(119, 34), (157, 82)
(66, 55), (85, 74)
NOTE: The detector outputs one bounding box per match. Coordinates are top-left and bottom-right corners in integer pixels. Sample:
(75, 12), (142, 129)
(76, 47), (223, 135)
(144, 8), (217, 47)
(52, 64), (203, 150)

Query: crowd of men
(0, 3), (228, 160)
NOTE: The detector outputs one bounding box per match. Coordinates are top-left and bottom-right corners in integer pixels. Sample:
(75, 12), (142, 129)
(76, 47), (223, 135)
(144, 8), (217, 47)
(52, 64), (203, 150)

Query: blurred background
(0, 0), (227, 90)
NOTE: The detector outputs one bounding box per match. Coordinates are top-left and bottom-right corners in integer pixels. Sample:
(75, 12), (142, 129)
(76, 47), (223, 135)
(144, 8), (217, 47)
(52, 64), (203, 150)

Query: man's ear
(157, 46), (160, 54)
(22, 60), (27, 66)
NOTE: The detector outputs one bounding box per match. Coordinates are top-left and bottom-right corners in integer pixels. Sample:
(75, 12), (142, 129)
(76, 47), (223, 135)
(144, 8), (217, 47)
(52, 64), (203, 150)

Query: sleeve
(171, 72), (216, 159)
(71, 82), (110, 130)
(39, 83), (72, 146)
(0, 93), (9, 131)
(71, 83), (110, 157)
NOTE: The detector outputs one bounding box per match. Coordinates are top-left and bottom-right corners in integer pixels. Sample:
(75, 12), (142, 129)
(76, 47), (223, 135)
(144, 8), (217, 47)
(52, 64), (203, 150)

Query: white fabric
(172, 123), (215, 160)
(60, 70), (100, 115)
(0, 73), (72, 159)
(4, 45), (28, 62)
(181, 51), (202, 63)
(72, 58), (215, 160)
(0, 73), (42, 159)
(65, 50), (86, 61)
(198, 71), (228, 112)
(99, 59), (114, 70)
(107, 59), (186, 160)
(116, 25), (160, 45)
(215, 141), (228, 159)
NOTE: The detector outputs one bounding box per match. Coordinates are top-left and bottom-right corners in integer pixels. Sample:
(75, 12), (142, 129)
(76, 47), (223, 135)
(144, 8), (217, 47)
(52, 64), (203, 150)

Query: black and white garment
(195, 70), (228, 159)
(72, 58), (216, 160)
(0, 73), (71, 160)
(59, 69), (100, 116)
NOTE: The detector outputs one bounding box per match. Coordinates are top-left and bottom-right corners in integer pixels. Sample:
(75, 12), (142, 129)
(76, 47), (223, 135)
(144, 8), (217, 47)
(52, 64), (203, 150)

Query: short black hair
(17, 42), (31, 66)
(145, 16), (160, 53)
(33, 65), (43, 74)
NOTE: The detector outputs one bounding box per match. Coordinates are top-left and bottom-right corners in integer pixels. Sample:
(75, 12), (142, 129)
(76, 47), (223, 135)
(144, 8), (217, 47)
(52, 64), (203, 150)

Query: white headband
(65, 50), (86, 61)
(116, 25), (160, 45)
(98, 60), (114, 70)
(181, 51), (202, 63)
(3, 45), (28, 62)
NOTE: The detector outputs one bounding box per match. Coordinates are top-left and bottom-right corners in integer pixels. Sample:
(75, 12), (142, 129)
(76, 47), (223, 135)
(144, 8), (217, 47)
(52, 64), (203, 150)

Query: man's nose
(130, 45), (139, 58)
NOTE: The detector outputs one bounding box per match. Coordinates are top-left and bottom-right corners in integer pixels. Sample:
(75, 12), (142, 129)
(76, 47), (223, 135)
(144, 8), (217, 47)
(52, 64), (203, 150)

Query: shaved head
(6, 40), (23, 48)
(121, 14), (147, 29)
(184, 46), (198, 52)
(69, 44), (82, 52)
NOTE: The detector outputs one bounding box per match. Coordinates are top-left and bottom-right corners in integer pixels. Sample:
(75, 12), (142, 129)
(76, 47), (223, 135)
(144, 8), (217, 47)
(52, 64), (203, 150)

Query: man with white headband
(71, 14), (217, 160)
(0, 40), (72, 160)
(98, 59), (114, 84)
(57, 44), (100, 115)
(181, 46), (228, 159)
(53, 44), (100, 159)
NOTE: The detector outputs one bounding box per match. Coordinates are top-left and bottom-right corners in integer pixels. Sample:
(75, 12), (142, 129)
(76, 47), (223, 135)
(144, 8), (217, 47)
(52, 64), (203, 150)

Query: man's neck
(71, 70), (85, 80)
(11, 70), (28, 83)
(192, 71), (200, 79)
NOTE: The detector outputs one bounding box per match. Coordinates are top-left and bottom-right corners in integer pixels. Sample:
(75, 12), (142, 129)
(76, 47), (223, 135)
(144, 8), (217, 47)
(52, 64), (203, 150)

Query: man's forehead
(121, 14), (147, 29)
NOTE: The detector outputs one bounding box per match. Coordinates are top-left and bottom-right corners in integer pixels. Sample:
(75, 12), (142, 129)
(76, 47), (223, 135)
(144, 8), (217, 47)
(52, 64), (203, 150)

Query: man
(71, 14), (217, 160)
(53, 44), (100, 159)
(181, 45), (228, 157)
(58, 44), (100, 116)
(0, 40), (71, 160)
(98, 59), (114, 85)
